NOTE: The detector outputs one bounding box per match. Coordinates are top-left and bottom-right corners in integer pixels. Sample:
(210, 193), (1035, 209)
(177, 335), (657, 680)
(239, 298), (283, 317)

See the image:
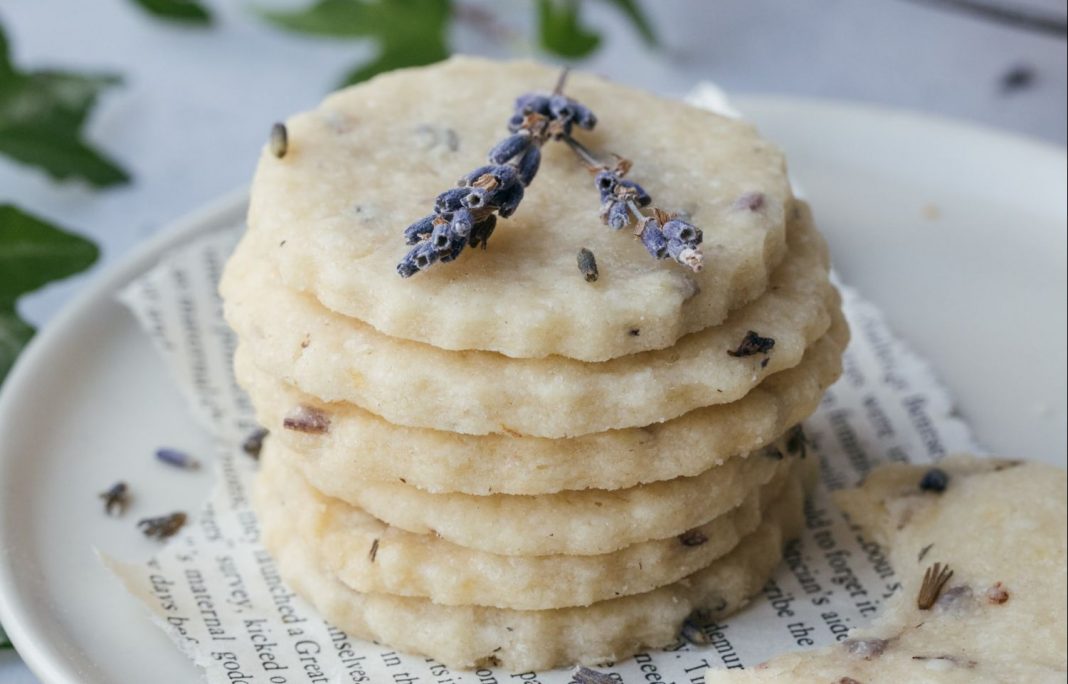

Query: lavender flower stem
(562, 134), (602, 168)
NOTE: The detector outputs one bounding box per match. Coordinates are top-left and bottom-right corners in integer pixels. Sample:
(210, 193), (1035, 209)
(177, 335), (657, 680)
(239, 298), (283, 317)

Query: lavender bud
(619, 179), (651, 206)
(469, 215), (497, 250)
(515, 93), (551, 116)
(663, 218), (701, 244)
(430, 222), (456, 253)
(403, 214), (436, 245)
(572, 103), (597, 130)
(462, 186), (490, 210)
(156, 448), (199, 470)
(507, 113), (525, 133)
(458, 165), (495, 187)
(397, 241), (440, 277)
(607, 200), (631, 230)
(449, 208), (474, 238)
(439, 231), (468, 263)
(488, 131), (532, 164)
(493, 182), (525, 218)
(640, 218), (668, 258)
(488, 164), (519, 188)
(595, 170), (618, 201)
(548, 94), (574, 122)
(269, 122), (288, 158)
(517, 147), (541, 186)
(435, 187), (470, 214)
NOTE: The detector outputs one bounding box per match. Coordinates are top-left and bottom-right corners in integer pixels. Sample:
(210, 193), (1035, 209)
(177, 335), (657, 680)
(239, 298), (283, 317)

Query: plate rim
(0, 96), (1063, 684)
(0, 188), (247, 684)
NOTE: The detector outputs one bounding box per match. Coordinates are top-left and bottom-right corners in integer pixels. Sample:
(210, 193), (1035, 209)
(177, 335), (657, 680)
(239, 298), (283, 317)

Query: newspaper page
(105, 86), (981, 683)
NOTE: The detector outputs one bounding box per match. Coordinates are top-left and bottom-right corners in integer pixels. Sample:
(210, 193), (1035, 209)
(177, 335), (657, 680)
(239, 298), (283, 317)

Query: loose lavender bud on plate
(99, 481), (129, 516)
(138, 512), (187, 540)
(155, 448), (199, 470)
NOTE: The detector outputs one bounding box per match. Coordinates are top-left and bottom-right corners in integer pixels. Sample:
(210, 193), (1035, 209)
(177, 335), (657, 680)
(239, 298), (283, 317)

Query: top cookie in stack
(222, 57), (848, 671)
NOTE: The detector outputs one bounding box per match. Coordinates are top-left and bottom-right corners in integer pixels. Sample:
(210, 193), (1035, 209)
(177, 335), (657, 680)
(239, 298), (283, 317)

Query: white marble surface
(0, 0), (1064, 681)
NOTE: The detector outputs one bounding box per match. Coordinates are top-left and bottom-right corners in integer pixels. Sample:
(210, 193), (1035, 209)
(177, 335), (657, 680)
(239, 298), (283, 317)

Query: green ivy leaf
(260, 0), (450, 86)
(536, 0), (601, 59)
(0, 204), (99, 383)
(0, 304), (34, 386)
(0, 23), (129, 186)
(128, 0), (213, 25)
(596, 0), (657, 46)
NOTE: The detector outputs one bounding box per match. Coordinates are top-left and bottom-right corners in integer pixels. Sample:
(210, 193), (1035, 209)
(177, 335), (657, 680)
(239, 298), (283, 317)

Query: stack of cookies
(221, 57), (848, 671)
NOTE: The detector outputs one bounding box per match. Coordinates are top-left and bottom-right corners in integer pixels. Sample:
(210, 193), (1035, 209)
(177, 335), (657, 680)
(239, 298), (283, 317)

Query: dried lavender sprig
(564, 136), (704, 272)
(397, 69), (701, 275)
(397, 70), (591, 277)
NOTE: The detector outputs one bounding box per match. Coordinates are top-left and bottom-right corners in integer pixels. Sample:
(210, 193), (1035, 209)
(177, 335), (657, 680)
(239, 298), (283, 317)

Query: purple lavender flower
(639, 217), (668, 258)
(397, 240), (441, 277)
(488, 132), (532, 164)
(435, 187), (470, 214)
(517, 148), (540, 186)
(604, 200), (631, 230)
(662, 217), (701, 243)
(403, 214), (436, 245)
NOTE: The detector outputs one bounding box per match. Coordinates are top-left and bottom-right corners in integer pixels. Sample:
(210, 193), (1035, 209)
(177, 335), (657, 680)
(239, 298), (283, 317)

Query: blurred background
(0, 0), (1065, 680)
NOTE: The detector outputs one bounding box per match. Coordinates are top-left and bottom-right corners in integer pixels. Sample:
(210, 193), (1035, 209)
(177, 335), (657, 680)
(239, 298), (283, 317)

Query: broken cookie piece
(705, 455), (1067, 683)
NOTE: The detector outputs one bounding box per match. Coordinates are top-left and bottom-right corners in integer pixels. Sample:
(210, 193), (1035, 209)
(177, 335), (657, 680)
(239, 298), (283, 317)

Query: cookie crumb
(844, 638), (888, 660)
(985, 582), (1010, 604)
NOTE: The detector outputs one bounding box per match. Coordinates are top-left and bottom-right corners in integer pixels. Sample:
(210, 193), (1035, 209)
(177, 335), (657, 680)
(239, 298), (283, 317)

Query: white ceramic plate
(0, 98), (1064, 684)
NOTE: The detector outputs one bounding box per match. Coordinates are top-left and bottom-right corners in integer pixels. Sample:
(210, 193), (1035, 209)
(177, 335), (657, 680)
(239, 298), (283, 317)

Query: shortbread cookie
(257, 447), (801, 609)
(223, 210), (834, 438)
(237, 314), (845, 494)
(273, 438), (798, 556)
(247, 56), (793, 362)
(706, 456), (1068, 683)
(258, 471), (807, 671)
